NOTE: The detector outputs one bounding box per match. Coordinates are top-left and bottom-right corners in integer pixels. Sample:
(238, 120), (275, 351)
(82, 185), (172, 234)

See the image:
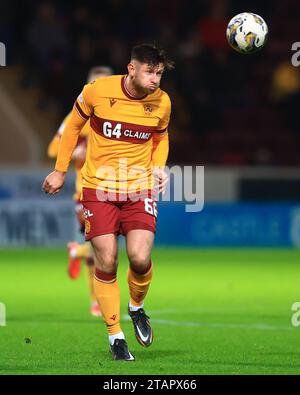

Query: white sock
(109, 331), (125, 345)
(129, 302), (144, 312)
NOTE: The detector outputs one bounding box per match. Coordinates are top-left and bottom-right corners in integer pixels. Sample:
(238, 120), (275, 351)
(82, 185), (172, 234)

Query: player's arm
(151, 94), (171, 194)
(47, 134), (61, 158)
(72, 137), (87, 168)
(47, 113), (72, 159)
(152, 131), (169, 194)
(48, 122), (87, 164)
(43, 109), (87, 194)
(151, 130), (169, 167)
(42, 85), (94, 194)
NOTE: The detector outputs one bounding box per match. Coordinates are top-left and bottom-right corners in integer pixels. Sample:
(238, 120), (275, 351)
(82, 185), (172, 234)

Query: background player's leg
(67, 203), (87, 280)
(126, 229), (154, 308)
(85, 247), (102, 317)
(91, 234), (124, 342)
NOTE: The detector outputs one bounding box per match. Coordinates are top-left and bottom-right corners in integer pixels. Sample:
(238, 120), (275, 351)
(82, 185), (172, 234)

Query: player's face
(132, 62), (164, 94)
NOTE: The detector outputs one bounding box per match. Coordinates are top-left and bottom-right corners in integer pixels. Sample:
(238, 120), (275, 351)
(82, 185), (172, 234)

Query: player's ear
(127, 62), (135, 77)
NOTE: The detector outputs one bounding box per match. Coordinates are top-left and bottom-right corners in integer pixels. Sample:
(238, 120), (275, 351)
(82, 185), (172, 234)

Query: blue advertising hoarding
(0, 168), (299, 247)
(156, 203), (300, 248)
(1, 200), (300, 247)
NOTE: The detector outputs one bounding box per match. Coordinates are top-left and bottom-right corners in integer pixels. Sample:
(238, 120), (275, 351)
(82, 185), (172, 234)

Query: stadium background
(1, 0), (300, 375)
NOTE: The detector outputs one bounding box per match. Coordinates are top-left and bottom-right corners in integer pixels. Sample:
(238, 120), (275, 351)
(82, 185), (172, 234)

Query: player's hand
(42, 170), (66, 194)
(153, 167), (168, 195)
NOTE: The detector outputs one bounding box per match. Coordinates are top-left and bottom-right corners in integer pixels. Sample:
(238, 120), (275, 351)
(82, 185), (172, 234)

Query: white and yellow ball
(226, 12), (268, 54)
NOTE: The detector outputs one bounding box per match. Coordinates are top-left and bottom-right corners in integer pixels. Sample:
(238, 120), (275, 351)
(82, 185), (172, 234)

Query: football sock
(94, 268), (122, 335)
(129, 301), (144, 311)
(109, 331), (125, 346)
(127, 261), (152, 307)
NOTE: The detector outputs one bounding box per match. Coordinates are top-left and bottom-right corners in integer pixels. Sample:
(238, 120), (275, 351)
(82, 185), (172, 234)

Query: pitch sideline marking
(122, 309), (294, 331)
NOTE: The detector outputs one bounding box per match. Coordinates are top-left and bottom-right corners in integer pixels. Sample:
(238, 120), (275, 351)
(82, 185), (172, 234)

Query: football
(226, 12), (268, 54)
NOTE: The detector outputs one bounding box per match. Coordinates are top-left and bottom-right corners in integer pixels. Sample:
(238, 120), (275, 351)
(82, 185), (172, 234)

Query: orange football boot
(67, 241), (81, 279)
(90, 301), (102, 317)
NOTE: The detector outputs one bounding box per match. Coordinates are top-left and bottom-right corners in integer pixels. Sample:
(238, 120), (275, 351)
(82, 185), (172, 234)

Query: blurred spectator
(198, 0), (228, 50)
(2, 0), (300, 166)
(24, 2), (68, 109)
(270, 61), (300, 130)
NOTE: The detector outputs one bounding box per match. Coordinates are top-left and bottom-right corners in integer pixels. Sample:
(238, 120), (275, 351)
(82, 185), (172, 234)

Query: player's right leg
(91, 234), (134, 361)
(82, 189), (135, 361)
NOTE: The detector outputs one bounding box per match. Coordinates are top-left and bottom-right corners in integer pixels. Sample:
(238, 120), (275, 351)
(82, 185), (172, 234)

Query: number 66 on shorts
(81, 188), (158, 239)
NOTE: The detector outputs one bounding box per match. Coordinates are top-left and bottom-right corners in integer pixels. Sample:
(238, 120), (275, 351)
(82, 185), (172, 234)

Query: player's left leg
(126, 229), (154, 347)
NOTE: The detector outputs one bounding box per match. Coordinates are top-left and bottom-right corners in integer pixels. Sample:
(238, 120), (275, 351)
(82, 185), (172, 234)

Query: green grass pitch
(1, 247), (300, 375)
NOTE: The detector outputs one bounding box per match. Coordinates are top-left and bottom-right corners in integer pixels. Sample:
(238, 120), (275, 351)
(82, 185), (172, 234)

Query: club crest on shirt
(143, 104), (153, 115)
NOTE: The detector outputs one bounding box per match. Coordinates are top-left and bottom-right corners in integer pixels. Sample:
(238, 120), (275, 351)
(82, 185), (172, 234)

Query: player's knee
(98, 260), (117, 274)
(127, 250), (150, 269)
(94, 251), (117, 273)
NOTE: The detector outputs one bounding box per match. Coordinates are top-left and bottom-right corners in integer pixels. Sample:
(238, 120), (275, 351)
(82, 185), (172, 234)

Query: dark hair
(131, 43), (175, 70)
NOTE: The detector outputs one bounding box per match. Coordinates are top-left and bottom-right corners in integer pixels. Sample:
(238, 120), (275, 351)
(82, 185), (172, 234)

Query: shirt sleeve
(151, 93), (171, 167)
(47, 135), (61, 158)
(74, 82), (95, 120)
(157, 93), (171, 132)
(54, 105), (89, 172)
(151, 132), (169, 167)
(47, 112), (72, 158)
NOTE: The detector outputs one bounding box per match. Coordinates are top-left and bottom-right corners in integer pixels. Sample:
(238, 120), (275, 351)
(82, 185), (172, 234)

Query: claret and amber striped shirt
(55, 75), (171, 194)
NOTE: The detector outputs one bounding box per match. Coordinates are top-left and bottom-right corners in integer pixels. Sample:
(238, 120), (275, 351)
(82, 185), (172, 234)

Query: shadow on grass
(132, 349), (186, 360)
(0, 351), (111, 373)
